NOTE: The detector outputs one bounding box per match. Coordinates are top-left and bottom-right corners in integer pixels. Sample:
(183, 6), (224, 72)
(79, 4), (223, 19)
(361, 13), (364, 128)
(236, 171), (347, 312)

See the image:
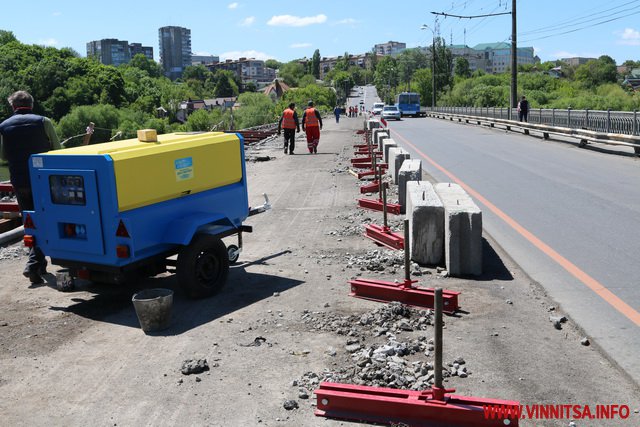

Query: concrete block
(435, 183), (482, 276)
(382, 138), (398, 164)
(406, 181), (444, 265)
(367, 119), (381, 130)
(374, 130), (389, 150)
(388, 147), (410, 185)
(398, 159), (422, 214)
(378, 134), (390, 151)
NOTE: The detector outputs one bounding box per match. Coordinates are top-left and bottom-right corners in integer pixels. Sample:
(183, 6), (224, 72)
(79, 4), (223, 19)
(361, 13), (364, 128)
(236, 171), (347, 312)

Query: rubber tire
(177, 234), (229, 298)
(227, 244), (240, 264)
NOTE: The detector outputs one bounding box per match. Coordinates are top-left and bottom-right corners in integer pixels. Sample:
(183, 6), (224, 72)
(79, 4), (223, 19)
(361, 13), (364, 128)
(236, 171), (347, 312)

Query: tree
(454, 57), (471, 78)
(265, 59), (282, 70)
(279, 61), (305, 87)
(129, 54), (163, 78)
(312, 49), (321, 79)
(243, 82), (257, 92)
(298, 74), (317, 88)
(333, 71), (354, 103)
(397, 49), (428, 91)
(214, 70), (239, 97)
(0, 30), (17, 46)
(412, 68), (433, 106)
(234, 92), (276, 128)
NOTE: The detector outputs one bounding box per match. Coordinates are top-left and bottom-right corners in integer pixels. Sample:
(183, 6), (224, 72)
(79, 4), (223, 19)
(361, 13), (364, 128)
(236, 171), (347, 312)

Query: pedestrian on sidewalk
(302, 100), (323, 154)
(334, 105), (341, 123)
(0, 90), (61, 284)
(517, 95), (529, 122)
(277, 102), (300, 155)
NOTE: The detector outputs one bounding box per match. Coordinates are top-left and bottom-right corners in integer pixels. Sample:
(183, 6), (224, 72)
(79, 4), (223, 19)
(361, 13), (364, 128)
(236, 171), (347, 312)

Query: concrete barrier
(406, 181), (444, 265)
(398, 159), (422, 214)
(388, 147), (410, 184)
(367, 119), (381, 130)
(382, 139), (398, 164)
(374, 130), (389, 150)
(434, 183), (482, 276)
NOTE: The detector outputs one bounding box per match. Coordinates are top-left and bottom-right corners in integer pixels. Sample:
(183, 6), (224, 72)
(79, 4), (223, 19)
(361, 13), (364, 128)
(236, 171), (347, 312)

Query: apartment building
(159, 26), (192, 80)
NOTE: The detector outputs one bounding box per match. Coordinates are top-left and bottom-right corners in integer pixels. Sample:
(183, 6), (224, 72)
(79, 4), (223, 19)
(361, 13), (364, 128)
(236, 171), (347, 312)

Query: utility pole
(432, 36), (436, 108)
(510, 0), (517, 115)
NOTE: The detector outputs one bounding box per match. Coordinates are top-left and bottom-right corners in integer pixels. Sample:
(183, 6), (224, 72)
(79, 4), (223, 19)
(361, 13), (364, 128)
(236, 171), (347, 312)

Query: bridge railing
(429, 107), (640, 136)
(426, 107), (640, 155)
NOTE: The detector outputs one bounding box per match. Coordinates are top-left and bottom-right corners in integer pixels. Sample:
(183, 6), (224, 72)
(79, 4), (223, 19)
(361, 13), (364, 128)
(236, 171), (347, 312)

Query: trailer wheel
(177, 234), (229, 298)
(227, 244), (240, 264)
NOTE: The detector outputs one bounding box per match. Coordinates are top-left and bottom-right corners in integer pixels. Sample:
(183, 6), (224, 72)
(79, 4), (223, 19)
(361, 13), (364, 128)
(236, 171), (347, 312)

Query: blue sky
(3, 0), (640, 64)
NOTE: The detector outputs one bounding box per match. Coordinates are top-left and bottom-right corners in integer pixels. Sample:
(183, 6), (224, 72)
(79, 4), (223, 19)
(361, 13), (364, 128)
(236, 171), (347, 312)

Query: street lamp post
(421, 24), (437, 109)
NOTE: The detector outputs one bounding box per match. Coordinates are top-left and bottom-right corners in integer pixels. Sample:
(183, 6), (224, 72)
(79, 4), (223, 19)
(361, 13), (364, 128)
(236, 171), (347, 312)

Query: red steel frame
(315, 382), (520, 426)
(349, 278), (460, 313)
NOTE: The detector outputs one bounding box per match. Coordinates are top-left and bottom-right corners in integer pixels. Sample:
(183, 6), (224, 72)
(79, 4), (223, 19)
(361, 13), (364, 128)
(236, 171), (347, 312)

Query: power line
(520, 9), (640, 43)
(520, 1), (640, 36)
(431, 11), (511, 19)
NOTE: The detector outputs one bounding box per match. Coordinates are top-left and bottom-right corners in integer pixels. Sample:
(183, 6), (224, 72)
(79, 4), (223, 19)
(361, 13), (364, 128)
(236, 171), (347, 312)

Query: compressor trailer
(23, 130), (270, 297)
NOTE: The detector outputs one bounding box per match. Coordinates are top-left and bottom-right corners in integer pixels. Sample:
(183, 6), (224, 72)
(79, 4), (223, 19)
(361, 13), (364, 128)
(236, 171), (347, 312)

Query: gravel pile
(0, 246), (27, 260)
(301, 302), (433, 337)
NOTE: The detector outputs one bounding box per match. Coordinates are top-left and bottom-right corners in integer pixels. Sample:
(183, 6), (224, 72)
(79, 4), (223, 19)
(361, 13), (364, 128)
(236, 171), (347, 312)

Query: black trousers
(283, 128), (296, 152)
(14, 187), (46, 274)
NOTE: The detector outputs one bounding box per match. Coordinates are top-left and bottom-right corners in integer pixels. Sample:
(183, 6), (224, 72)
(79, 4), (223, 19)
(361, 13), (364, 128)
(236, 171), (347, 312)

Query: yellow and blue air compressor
(22, 130), (270, 297)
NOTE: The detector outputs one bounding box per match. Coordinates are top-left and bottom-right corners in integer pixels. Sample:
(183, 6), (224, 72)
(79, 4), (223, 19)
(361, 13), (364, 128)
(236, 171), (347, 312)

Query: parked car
(371, 102), (385, 115)
(382, 105), (401, 121)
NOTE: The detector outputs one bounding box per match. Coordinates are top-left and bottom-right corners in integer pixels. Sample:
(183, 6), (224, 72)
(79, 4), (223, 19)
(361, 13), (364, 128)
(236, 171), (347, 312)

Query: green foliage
(312, 49), (321, 79)
(396, 48), (429, 90)
(279, 61), (306, 87)
(454, 57), (471, 78)
(412, 68), (433, 106)
(265, 59), (282, 70)
(276, 84), (337, 115)
(0, 30), (17, 46)
(234, 92), (277, 128)
(57, 104), (121, 146)
(298, 74), (317, 88)
(183, 108), (227, 132)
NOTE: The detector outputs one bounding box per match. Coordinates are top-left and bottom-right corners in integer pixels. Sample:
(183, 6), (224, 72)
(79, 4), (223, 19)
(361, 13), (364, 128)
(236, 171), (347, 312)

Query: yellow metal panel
(110, 133), (242, 211)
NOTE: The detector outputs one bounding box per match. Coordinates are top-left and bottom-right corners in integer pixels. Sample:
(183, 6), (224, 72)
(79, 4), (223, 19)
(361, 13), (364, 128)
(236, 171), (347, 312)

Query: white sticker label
(32, 157), (43, 168)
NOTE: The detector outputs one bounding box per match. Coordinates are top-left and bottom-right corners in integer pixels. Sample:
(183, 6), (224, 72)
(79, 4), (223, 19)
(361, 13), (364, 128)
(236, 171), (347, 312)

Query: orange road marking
(392, 129), (640, 327)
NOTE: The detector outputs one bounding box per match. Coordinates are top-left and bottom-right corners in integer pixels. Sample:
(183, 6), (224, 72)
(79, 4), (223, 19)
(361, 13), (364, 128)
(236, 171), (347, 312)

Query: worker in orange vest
(277, 102), (300, 155)
(302, 100), (323, 154)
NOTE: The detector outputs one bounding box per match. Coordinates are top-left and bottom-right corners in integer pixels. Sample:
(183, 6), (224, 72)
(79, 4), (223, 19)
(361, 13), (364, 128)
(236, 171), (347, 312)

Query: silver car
(382, 105), (401, 121)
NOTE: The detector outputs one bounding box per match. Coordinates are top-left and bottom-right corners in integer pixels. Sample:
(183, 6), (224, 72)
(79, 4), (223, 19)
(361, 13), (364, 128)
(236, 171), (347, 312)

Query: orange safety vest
(282, 108), (296, 129)
(304, 108), (319, 127)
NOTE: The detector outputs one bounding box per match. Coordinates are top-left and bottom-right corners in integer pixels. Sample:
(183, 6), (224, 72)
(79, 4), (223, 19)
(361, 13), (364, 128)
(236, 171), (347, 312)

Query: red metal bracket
(364, 224), (404, 250)
(0, 202), (20, 212)
(359, 181), (381, 194)
(357, 198), (401, 214)
(349, 278), (460, 313)
(352, 162), (388, 169)
(0, 182), (14, 192)
(315, 382), (520, 426)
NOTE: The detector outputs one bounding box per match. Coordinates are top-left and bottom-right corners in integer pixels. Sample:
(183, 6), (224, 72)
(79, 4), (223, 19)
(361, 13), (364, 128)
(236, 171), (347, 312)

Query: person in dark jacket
(277, 102), (300, 155)
(517, 95), (529, 122)
(302, 100), (323, 154)
(0, 91), (60, 284)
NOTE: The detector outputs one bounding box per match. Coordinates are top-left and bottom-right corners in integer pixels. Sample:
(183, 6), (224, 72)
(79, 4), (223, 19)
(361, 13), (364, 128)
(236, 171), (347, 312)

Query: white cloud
(290, 42), (312, 48)
(37, 38), (58, 47)
(240, 16), (255, 26)
(551, 51), (578, 59)
(228, 2), (238, 9)
(334, 18), (358, 25)
(617, 28), (640, 46)
(267, 14), (327, 27)
(220, 50), (274, 61)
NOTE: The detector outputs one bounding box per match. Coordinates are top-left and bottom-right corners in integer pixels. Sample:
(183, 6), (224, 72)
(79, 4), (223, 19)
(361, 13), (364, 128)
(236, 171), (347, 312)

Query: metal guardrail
(429, 107), (640, 136)
(427, 107), (640, 155)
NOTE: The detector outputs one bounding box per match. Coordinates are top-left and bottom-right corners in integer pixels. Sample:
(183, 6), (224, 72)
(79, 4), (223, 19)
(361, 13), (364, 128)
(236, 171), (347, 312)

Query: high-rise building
(159, 26), (192, 80)
(87, 39), (154, 65)
(87, 39), (131, 66)
(129, 43), (154, 61)
(374, 41), (406, 56)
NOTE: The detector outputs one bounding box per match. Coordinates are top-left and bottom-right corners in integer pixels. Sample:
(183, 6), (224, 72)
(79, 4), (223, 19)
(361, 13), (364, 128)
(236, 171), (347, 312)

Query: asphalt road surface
(385, 113), (640, 385)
